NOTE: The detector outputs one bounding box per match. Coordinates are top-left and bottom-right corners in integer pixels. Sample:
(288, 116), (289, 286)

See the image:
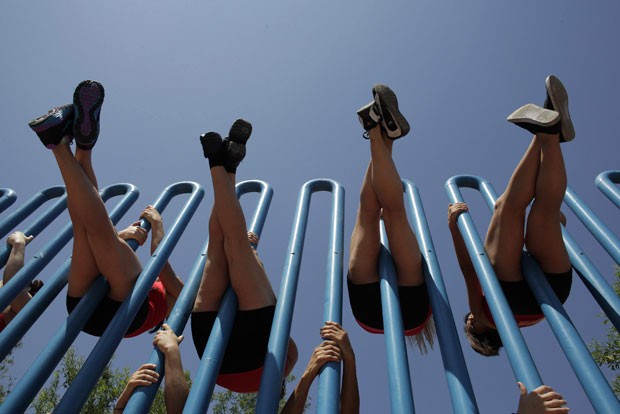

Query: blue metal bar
(377, 225), (415, 414)
(126, 180), (272, 414)
(520, 255), (620, 413)
(54, 182), (204, 413)
(445, 175), (543, 391)
(0, 185), (67, 265)
(596, 170), (620, 209)
(0, 188), (17, 215)
(0, 183), (140, 412)
(564, 186), (620, 265)
(403, 180), (478, 414)
(256, 179), (345, 414)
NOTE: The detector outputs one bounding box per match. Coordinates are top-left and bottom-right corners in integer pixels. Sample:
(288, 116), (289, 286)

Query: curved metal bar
(596, 170), (620, 209)
(564, 185), (620, 265)
(444, 175), (543, 391)
(256, 179), (345, 414)
(403, 180), (478, 414)
(53, 182), (204, 414)
(0, 188), (17, 215)
(0, 183), (140, 412)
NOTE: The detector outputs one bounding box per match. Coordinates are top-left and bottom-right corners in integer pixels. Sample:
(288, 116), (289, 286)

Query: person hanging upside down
(0, 231), (44, 332)
(191, 119), (298, 393)
(28, 81), (184, 337)
(448, 75), (574, 356)
(348, 84), (434, 351)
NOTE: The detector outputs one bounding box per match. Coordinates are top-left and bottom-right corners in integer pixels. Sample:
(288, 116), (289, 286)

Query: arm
(153, 324), (188, 414)
(448, 203), (484, 316)
(281, 341), (342, 414)
(320, 322), (360, 414)
(114, 364), (160, 413)
(140, 206), (184, 314)
(4, 232), (34, 313)
(516, 382), (569, 414)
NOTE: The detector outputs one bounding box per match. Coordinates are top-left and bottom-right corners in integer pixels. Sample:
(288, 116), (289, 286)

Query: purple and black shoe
(28, 104), (74, 149)
(73, 80), (105, 150)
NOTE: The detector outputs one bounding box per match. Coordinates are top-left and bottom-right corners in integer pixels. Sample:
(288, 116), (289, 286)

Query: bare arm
(321, 322), (359, 414)
(153, 324), (188, 414)
(4, 232), (34, 313)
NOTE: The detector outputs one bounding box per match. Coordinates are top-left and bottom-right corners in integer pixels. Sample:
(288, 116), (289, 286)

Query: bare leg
(53, 140), (141, 301)
(525, 133), (571, 272)
(484, 136), (543, 282)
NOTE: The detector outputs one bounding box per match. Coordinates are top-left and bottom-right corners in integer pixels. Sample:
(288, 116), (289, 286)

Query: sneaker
(507, 103), (561, 135)
(544, 75), (575, 142)
(372, 84), (410, 139)
(356, 101), (381, 137)
(224, 119), (252, 172)
(73, 80), (105, 150)
(28, 104), (74, 149)
(200, 131), (225, 168)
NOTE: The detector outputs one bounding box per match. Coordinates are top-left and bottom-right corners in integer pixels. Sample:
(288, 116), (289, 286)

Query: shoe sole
(73, 80), (105, 149)
(228, 119), (252, 144)
(372, 84), (410, 139)
(546, 75), (575, 142)
(507, 103), (560, 126)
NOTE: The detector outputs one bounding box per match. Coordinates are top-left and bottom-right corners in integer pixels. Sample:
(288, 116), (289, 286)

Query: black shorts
(347, 278), (430, 334)
(500, 269), (573, 315)
(66, 294), (149, 337)
(191, 305), (275, 374)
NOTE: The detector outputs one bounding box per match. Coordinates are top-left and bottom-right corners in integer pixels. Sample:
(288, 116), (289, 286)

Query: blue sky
(2, 1), (620, 412)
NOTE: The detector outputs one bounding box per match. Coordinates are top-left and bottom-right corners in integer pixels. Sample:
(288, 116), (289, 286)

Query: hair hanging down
(462, 313), (503, 357)
(406, 315), (435, 354)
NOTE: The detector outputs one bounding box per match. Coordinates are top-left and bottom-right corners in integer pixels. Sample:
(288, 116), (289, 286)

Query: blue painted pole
(564, 186), (620, 265)
(403, 180), (478, 414)
(256, 179), (344, 414)
(0, 184), (140, 412)
(54, 182), (204, 414)
(596, 170), (620, 209)
(0, 188), (17, 215)
(445, 175), (543, 391)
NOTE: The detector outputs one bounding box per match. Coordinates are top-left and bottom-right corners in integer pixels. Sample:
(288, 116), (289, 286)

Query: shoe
(28, 104), (74, 149)
(372, 84), (410, 139)
(507, 103), (561, 135)
(200, 131), (225, 168)
(224, 119), (252, 172)
(28, 280), (44, 297)
(356, 101), (381, 137)
(544, 75), (575, 142)
(73, 80), (105, 150)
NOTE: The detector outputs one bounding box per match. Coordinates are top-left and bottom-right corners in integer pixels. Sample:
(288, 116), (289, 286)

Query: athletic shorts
(347, 278), (431, 336)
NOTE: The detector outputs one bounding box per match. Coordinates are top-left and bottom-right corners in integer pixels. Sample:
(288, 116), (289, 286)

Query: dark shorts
(66, 294), (149, 337)
(499, 269), (573, 315)
(191, 305), (275, 374)
(347, 278), (431, 335)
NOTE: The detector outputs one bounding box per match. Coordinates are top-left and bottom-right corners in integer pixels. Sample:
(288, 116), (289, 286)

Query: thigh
(525, 204), (571, 273)
(67, 226), (101, 298)
(348, 214), (381, 285)
(227, 247), (276, 311)
(193, 258), (230, 312)
(382, 210), (424, 286)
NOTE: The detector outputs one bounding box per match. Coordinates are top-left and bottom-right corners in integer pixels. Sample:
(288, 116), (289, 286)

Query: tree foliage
(211, 375), (301, 414)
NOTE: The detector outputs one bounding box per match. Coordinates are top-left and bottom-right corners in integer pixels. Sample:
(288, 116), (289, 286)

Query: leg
(525, 133), (571, 272)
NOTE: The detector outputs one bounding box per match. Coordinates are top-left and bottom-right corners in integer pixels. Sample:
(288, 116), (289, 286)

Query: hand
(516, 382), (569, 414)
(247, 231), (259, 246)
(448, 202), (468, 227)
(140, 205), (162, 226)
(126, 363), (160, 390)
(117, 222), (148, 246)
(153, 324), (183, 355)
(304, 340), (342, 380)
(7, 232), (33, 247)
(320, 321), (354, 361)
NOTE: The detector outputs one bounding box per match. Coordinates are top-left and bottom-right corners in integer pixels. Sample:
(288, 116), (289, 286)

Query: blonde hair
(406, 315), (435, 354)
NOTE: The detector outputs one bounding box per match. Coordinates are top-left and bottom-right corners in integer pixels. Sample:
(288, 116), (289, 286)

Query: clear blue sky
(2, 1), (620, 412)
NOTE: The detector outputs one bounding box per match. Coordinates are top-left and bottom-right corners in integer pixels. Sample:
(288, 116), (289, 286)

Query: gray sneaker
(544, 75), (575, 142)
(372, 84), (410, 139)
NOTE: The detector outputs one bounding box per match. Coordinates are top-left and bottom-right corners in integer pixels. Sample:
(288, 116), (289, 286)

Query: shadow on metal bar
(0, 188), (17, 215)
(0, 185), (66, 266)
(596, 170), (620, 210)
(256, 178), (345, 414)
(403, 180), (478, 414)
(0, 183), (139, 413)
(445, 174), (620, 413)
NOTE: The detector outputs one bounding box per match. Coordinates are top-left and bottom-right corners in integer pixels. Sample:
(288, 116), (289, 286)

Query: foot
(507, 103), (561, 135)
(544, 75), (575, 142)
(200, 131), (225, 168)
(372, 84), (410, 139)
(224, 119), (252, 173)
(28, 104), (74, 149)
(356, 101), (381, 138)
(73, 80), (105, 150)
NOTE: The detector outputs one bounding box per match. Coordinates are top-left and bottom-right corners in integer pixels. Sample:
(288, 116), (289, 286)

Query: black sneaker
(356, 101), (381, 137)
(507, 103), (561, 135)
(200, 131), (225, 168)
(73, 80), (105, 150)
(224, 119), (252, 172)
(372, 84), (410, 139)
(544, 75), (575, 142)
(28, 104), (74, 148)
